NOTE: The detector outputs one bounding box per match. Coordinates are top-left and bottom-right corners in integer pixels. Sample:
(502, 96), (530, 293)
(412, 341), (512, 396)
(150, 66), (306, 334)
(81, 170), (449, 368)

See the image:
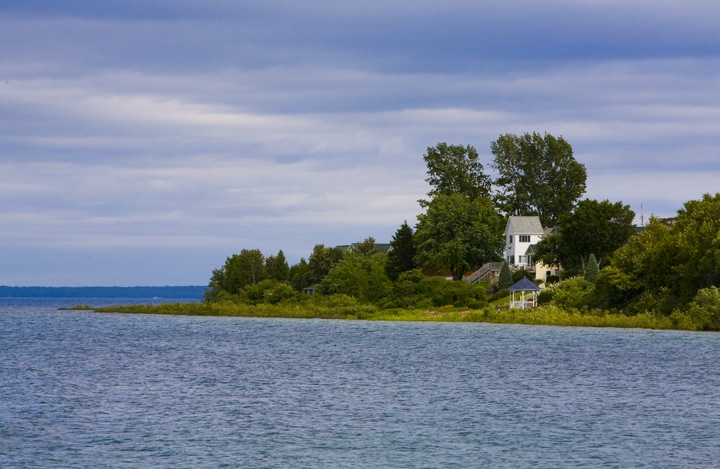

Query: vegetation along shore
(83, 133), (720, 332)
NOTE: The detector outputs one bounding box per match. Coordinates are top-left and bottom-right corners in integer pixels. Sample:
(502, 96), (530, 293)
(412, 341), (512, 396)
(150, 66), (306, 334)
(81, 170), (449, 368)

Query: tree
(534, 199), (635, 271)
(319, 252), (392, 303)
(207, 248), (266, 296)
(289, 258), (312, 291)
(414, 193), (504, 281)
(352, 237), (378, 257)
(307, 244), (344, 285)
(265, 250), (289, 282)
(585, 254), (599, 282)
(491, 132), (587, 227)
(422, 142), (492, 204)
(497, 261), (514, 289)
(385, 221), (416, 281)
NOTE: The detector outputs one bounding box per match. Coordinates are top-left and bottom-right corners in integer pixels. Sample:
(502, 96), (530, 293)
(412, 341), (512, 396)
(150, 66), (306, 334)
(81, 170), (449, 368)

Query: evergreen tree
(585, 253), (599, 282)
(498, 261), (514, 289)
(386, 221), (416, 281)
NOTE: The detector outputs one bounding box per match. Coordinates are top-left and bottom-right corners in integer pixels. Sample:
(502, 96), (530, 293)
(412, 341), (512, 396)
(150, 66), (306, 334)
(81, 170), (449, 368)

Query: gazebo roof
(509, 277), (542, 292)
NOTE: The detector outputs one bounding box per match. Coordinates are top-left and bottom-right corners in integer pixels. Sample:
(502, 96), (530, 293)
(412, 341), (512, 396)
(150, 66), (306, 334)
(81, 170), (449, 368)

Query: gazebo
(509, 277), (542, 309)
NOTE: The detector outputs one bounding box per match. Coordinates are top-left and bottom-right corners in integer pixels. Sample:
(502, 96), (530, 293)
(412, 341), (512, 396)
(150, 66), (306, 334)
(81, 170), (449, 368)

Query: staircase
(464, 262), (503, 284)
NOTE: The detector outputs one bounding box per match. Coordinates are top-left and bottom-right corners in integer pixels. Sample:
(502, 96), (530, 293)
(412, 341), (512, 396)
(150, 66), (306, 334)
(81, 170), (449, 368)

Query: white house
(504, 216), (560, 283)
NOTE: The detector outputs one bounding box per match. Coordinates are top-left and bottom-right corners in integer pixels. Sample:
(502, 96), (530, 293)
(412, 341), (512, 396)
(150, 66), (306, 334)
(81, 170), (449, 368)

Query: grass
(71, 300), (692, 331)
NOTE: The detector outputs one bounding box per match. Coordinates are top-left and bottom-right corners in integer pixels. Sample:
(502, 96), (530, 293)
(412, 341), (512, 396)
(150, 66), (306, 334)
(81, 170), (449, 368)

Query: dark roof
(509, 277), (542, 292)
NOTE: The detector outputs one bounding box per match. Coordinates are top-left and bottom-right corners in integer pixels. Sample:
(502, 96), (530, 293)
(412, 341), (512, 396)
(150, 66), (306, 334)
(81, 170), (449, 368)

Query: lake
(2, 299), (719, 468)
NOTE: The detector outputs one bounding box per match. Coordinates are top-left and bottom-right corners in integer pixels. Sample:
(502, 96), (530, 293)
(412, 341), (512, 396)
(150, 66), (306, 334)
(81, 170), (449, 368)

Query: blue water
(2, 300), (719, 468)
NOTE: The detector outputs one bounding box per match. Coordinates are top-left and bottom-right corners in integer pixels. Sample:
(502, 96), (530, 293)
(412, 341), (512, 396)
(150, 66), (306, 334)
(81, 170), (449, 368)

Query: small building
(509, 277), (542, 309)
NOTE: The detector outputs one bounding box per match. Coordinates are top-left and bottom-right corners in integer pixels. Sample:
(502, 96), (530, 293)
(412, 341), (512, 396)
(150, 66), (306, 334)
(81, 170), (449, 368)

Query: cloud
(1, 1), (719, 285)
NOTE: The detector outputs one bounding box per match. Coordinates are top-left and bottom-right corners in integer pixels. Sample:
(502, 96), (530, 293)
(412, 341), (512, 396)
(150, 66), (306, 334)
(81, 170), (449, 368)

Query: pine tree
(585, 253), (599, 282)
(498, 261), (514, 289)
(386, 221), (417, 281)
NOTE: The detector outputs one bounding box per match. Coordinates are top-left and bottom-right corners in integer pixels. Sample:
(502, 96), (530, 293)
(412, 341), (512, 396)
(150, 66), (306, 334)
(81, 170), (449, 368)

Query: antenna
(641, 203), (644, 227)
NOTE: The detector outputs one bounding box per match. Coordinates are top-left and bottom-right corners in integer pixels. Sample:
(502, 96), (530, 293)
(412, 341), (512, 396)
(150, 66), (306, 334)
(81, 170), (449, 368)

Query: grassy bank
(76, 300), (696, 331)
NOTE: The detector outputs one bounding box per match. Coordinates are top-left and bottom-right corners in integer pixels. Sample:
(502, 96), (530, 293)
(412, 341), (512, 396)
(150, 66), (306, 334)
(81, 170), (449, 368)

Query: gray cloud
(1, 1), (719, 285)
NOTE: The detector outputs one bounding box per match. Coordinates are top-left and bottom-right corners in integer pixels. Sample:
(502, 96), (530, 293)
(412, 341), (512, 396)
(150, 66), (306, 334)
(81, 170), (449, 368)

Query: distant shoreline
(0, 285), (206, 299)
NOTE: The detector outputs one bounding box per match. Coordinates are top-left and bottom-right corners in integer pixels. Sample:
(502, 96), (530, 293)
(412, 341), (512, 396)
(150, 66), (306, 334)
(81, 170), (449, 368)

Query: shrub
(544, 276), (594, 309)
(685, 287), (720, 331)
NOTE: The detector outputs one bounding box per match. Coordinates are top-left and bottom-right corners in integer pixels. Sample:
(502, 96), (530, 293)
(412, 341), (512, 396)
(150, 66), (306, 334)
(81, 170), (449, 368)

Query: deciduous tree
(422, 142), (491, 204)
(491, 132), (587, 227)
(535, 199), (635, 271)
(414, 194), (504, 281)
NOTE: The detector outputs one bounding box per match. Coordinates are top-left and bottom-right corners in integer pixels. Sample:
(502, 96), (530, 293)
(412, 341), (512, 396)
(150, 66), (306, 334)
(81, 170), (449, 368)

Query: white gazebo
(509, 277), (542, 309)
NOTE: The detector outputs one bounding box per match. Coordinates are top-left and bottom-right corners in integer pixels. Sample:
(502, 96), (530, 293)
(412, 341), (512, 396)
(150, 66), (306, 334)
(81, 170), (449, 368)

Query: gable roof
(505, 216), (544, 235)
(509, 277), (542, 292)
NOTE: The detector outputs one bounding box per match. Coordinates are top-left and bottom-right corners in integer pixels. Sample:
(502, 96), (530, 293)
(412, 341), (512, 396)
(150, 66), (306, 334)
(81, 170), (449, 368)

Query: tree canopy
(534, 199), (635, 272)
(491, 132), (587, 227)
(422, 142), (492, 203)
(414, 193), (504, 280)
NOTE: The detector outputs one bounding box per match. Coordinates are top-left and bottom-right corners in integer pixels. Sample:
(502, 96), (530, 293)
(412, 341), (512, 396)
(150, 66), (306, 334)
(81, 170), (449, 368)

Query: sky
(2, 0), (719, 286)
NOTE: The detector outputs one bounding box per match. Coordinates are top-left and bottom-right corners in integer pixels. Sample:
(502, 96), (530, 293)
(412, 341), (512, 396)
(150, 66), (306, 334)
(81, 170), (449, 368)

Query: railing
(464, 262), (503, 284)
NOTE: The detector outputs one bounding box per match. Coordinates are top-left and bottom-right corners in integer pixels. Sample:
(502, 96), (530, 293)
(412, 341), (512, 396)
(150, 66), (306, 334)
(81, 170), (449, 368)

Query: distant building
(504, 216), (560, 284)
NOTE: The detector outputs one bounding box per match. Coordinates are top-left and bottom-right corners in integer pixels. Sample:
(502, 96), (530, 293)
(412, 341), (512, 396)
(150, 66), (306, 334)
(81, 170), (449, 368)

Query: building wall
(505, 232), (542, 268)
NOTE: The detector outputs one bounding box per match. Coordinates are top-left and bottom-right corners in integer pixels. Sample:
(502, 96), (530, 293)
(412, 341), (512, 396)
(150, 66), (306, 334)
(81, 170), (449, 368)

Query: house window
(508, 236), (512, 245)
(519, 235), (531, 243)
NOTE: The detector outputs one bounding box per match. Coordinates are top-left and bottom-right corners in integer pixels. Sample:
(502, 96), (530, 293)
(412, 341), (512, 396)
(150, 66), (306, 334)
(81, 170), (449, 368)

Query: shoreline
(65, 301), (704, 332)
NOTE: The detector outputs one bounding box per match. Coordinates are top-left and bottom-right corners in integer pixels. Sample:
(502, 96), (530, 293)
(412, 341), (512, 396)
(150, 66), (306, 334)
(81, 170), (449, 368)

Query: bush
(543, 276), (594, 309)
(387, 276), (487, 309)
(685, 287), (720, 331)
(512, 269), (535, 283)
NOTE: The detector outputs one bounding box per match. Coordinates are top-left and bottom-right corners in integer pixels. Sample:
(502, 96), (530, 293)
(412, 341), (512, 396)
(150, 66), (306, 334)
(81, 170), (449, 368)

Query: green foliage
(684, 287), (720, 331)
(385, 272), (487, 309)
(414, 193), (504, 280)
(596, 193), (720, 313)
(265, 250), (290, 282)
(385, 221), (417, 281)
(543, 276), (594, 309)
(488, 288), (510, 302)
(289, 258), (312, 291)
(535, 199), (635, 271)
(206, 248), (267, 298)
(308, 244), (345, 285)
(243, 279), (300, 305)
(585, 254), (599, 282)
(491, 132), (587, 227)
(511, 269), (536, 283)
(497, 261), (513, 289)
(318, 252), (392, 303)
(352, 237), (378, 257)
(422, 142), (492, 203)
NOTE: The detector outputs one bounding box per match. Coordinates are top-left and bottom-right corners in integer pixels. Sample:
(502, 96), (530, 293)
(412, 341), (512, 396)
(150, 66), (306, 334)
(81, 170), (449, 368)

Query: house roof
(336, 243), (393, 254)
(505, 216), (544, 235)
(509, 277), (542, 292)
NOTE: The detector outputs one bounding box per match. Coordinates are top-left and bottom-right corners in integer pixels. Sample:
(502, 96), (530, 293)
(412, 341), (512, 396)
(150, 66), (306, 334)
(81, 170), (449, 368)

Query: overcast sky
(2, 1), (719, 286)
